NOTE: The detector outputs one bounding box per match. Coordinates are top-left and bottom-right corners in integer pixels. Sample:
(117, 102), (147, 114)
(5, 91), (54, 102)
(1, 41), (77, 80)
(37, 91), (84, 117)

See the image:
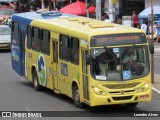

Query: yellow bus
(23, 16), (153, 107)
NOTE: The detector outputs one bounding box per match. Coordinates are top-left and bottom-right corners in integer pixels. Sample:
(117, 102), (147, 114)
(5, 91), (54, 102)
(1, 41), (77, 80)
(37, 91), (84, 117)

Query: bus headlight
(92, 86), (106, 95)
(138, 82), (150, 92)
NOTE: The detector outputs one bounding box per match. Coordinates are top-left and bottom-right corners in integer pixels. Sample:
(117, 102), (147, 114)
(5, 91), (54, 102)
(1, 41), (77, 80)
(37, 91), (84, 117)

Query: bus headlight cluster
(92, 86), (106, 95)
(138, 82), (150, 92)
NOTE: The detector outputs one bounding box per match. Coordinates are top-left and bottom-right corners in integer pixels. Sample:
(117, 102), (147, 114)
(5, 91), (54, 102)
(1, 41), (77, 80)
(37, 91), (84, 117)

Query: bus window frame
(27, 25), (32, 49)
(12, 21), (19, 45)
(59, 34), (70, 61)
(31, 27), (41, 52)
(40, 29), (50, 55)
(70, 37), (80, 65)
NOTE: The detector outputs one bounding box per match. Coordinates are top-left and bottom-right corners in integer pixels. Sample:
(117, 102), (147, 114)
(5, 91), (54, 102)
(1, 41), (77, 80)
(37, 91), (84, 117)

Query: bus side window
(12, 21), (19, 45)
(41, 29), (50, 55)
(27, 26), (32, 49)
(32, 27), (40, 52)
(70, 37), (79, 65)
(59, 34), (70, 61)
(12, 22), (14, 31)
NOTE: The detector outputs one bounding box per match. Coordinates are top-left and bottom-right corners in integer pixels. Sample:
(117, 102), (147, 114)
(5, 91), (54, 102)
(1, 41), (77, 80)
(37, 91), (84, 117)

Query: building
(104, 0), (160, 22)
(21, 0), (159, 21)
(145, 0), (160, 8)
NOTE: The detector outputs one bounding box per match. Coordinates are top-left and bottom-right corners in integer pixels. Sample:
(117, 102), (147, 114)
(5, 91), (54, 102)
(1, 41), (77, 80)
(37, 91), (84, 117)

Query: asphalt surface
(0, 50), (160, 120)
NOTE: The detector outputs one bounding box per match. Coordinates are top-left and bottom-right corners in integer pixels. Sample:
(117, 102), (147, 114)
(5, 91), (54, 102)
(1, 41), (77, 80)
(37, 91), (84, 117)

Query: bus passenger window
(70, 37), (79, 65)
(12, 22), (19, 45)
(32, 27), (40, 52)
(59, 34), (70, 61)
(27, 26), (32, 49)
(41, 30), (50, 55)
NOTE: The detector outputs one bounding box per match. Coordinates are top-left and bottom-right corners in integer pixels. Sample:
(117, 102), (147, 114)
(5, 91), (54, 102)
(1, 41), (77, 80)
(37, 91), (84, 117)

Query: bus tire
(72, 84), (84, 108)
(32, 69), (41, 91)
(125, 102), (138, 108)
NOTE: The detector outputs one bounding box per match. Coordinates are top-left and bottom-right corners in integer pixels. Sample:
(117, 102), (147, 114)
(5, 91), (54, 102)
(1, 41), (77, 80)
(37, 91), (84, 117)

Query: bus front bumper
(89, 89), (151, 106)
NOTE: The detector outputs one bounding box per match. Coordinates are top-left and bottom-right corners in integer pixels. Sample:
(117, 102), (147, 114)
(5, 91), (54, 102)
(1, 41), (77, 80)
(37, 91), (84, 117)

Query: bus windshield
(90, 46), (149, 81)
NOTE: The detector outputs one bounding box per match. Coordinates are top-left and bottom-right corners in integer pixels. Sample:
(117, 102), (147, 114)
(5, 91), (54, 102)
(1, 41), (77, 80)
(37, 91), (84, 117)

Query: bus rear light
(140, 95), (149, 99)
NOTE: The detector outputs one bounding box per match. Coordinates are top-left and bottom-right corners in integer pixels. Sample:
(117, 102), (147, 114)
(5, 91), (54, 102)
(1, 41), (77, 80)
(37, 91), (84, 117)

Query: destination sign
(90, 33), (146, 47)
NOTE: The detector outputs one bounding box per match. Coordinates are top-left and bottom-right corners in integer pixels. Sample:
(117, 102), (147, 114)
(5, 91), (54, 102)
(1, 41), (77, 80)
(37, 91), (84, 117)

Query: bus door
(52, 39), (60, 91)
(19, 24), (27, 77)
(11, 21), (19, 75)
(81, 49), (89, 101)
(12, 21), (23, 76)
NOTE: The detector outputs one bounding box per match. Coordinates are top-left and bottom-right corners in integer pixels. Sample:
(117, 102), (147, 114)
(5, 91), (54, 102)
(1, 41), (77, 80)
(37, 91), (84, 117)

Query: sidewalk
(152, 43), (160, 94)
(152, 74), (160, 94)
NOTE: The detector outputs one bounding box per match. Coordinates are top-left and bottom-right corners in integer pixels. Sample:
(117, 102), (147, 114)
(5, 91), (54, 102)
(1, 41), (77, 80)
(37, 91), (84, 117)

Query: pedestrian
(102, 13), (111, 23)
(146, 20), (157, 40)
(141, 20), (148, 34)
(116, 14), (122, 24)
(101, 13), (107, 21)
(30, 3), (34, 12)
(137, 23), (141, 29)
(16, 2), (22, 13)
(47, 6), (51, 11)
(21, 3), (25, 12)
(132, 10), (139, 28)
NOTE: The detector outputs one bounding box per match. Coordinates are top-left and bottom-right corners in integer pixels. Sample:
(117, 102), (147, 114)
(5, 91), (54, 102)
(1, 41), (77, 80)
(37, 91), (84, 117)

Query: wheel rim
(74, 89), (80, 102)
(34, 76), (38, 87)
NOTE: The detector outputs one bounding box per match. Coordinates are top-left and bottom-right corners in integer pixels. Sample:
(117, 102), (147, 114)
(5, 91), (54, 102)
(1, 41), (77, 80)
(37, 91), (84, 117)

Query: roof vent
(59, 16), (69, 19)
(89, 23), (114, 28)
(78, 20), (89, 24)
(41, 11), (62, 16)
(68, 18), (79, 21)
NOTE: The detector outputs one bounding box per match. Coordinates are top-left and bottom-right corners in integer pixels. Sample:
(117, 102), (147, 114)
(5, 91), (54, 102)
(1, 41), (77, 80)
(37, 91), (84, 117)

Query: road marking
(24, 106), (38, 120)
(24, 106), (30, 112)
(152, 87), (160, 94)
(155, 47), (160, 50)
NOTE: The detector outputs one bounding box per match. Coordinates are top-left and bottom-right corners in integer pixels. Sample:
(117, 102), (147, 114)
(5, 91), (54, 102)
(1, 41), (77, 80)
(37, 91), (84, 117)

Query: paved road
(0, 50), (160, 120)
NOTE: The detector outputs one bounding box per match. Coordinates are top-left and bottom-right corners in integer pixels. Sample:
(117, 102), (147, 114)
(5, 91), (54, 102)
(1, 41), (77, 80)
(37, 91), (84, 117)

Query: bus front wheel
(125, 102), (138, 108)
(32, 70), (41, 91)
(72, 84), (84, 108)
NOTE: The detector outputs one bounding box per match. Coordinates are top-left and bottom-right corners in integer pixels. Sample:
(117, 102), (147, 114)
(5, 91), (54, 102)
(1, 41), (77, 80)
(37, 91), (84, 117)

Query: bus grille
(109, 90), (135, 94)
(103, 82), (141, 89)
(112, 96), (133, 101)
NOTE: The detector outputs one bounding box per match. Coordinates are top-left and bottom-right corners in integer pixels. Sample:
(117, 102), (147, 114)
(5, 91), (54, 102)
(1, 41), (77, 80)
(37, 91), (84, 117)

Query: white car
(0, 25), (11, 49)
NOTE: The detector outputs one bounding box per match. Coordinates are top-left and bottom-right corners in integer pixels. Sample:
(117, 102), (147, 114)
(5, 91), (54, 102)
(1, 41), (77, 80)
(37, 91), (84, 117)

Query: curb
(152, 87), (160, 94)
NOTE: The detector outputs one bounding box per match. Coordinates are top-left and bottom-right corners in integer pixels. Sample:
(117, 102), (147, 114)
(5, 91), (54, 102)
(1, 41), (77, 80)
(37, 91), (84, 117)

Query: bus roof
(12, 11), (76, 25)
(31, 16), (145, 39)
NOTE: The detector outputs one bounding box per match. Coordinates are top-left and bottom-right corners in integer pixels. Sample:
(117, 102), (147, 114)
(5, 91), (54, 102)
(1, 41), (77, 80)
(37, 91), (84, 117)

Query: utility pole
(108, 0), (114, 22)
(86, 0), (89, 18)
(41, 0), (45, 9)
(151, 0), (154, 83)
(96, 0), (101, 20)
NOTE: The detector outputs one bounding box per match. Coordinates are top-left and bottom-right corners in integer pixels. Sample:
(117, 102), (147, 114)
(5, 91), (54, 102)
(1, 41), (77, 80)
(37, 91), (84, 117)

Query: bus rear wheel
(126, 102), (138, 108)
(32, 69), (41, 91)
(72, 84), (84, 108)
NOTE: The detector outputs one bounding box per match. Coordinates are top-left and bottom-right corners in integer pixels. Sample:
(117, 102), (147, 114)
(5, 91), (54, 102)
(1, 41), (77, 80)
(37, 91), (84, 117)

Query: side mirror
(86, 55), (92, 65)
(149, 43), (154, 54)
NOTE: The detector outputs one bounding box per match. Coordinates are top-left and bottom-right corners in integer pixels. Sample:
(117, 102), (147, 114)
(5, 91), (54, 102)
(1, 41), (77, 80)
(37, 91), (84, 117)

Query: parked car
(0, 25), (11, 49)
(0, 2), (15, 23)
